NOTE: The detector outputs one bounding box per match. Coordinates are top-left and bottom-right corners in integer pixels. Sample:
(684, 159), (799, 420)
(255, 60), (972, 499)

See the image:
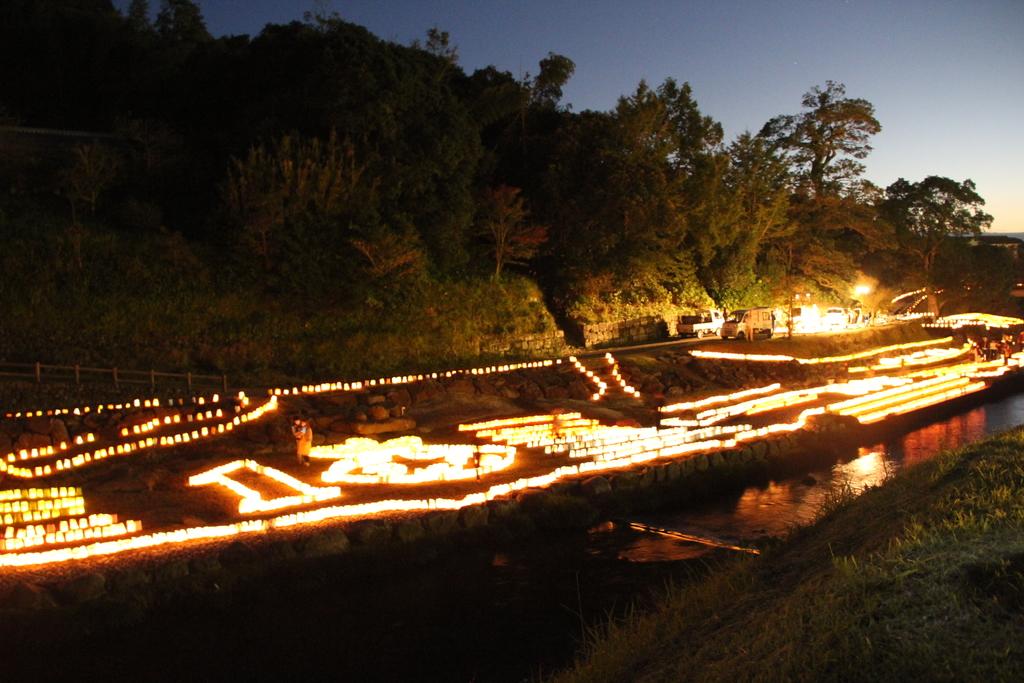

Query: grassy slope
(555, 428), (1024, 682)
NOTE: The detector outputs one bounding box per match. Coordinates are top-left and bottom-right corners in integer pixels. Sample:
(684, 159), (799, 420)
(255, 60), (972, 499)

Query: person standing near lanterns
(292, 416), (313, 466)
(971, 337), (984, 362)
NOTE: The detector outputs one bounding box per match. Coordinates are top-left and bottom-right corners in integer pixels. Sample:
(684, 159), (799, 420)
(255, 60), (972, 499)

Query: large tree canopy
(542, 79), (720, 317)
(880, 176), (993, 312)
(760, 81), (881, 198)
(0, 2), (1013, 353)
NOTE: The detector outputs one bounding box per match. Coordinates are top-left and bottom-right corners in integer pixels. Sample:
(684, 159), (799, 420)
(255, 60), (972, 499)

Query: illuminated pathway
(0, 339), (1019, 570)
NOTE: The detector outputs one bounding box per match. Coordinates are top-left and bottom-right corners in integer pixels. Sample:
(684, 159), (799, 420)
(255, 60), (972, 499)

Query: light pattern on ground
(313, 436), (516, 484)
(0, 395), (277, 479)
(0, 346), (1017, 568)
(188, 460), (343, 513)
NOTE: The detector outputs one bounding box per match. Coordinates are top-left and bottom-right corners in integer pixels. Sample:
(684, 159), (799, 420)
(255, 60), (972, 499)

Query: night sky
(118, 0), (1024, 232)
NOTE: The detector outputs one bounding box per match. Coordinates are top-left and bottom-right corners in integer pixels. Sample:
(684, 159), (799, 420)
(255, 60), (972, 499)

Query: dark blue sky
(121, 0), (1024, 231)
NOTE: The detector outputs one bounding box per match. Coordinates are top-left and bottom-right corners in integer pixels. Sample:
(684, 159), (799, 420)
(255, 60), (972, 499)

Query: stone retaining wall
(574, 313), (687, 348)
(587, 317), (663, 348)
(479, 330), (567, 357)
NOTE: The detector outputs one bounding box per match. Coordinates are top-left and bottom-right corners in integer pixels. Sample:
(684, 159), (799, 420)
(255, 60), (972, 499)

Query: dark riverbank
(553, 427), (1024, 682)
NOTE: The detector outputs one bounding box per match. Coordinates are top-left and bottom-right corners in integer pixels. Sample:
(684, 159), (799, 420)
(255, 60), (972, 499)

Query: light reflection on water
(630, 392), (1024, 552)
(612, 531), (712, 562)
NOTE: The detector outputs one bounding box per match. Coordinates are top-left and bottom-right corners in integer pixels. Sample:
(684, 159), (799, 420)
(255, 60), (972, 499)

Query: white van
(823, 307), (848, 331)
(720, 307), (775, 340)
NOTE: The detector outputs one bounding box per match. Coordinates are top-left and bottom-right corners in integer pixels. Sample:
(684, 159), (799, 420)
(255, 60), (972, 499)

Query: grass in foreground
(554, 428), (1024, 682)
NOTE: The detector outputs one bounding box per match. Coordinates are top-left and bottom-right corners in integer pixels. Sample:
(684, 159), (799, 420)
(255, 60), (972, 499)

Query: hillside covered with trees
(0, 0), (1014, 381)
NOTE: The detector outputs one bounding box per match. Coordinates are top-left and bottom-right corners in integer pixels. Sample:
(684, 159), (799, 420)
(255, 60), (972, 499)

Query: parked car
(678, 310), (724, 338)
(789, 304), (822, 333)
(823, 307), (848, 331)
(720, 307), (775, 340)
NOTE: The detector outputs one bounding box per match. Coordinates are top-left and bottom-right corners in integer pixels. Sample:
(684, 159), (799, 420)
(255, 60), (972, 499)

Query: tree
(223, 133), (371, 274)
(155, 0), (210, 45)
(934, 243), (1016, 315)
(760, 81), (880, 197)
(477, 185), (547, 280)
(691, 133), (791, 309)
(421, 27), (458, 64)
(880, 176), (992, 313)
(62, 143), (121, 222)
(544, 80), (720, 316)
(765, 212), (858, 336)
(757, 82), (890, 330)
(531, 53), (575, 109)
(661, 78), (723, 173)
(508, 52), (575, 148)
(126, 0), (151, 33)
(350, 229), (426, 282)
(410, 26), (459, 84)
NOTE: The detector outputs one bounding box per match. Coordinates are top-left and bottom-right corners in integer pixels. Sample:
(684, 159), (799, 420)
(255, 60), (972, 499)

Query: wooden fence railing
(0, 361), (228, 394)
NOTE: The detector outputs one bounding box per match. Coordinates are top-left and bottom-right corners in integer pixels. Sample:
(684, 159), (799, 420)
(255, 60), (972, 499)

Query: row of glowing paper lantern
(0, 352), (1013, 566)
(566, 354), (640, 401)
(568, 356), (609, 401)
(825, 374), (987, 424)
(0, 365), (998, 568)
(119, 408), (226, 437)
(659, 377), (908, 429)
(460, 414), (747, 463)
(0, 486), (140, 552)
(5, 433), (96, 464)
(891, 288), (926, 304)
(1, 487), (85, 525)
(189, 459), (343, 514)
(462, 412), (800, 465)
(605, 353), (641, 397)
(563, 424), (752, 462)
(3, 393), (226, 420)
(462, 412), (605, 449)
(847, 345), (972, 373)
(317, 437), (517, 485)
(4, 445), (750, 567)
(965, 356), (1021, 379)
(923, 313), (1024, 330)
(689, 337), (954, 365)
(2, 394), (234, 467)
(1, 514), (142, 552)
(661, 384), (783, 414)
(0, 397), (277, 479)
(5, 349), (622, 433)
(270, 360), (562, 397)
(189, 436), (518, 508)
(0, 412), (778, 563)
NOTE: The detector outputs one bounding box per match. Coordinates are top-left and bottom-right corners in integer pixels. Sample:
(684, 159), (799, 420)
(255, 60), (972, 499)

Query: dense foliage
(0, 1), (1015, 376)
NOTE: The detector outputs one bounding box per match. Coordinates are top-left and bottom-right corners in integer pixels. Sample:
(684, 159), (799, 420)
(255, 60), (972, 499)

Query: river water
(39, 393), (1024, 682)
(635, 389), (1024, 548)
